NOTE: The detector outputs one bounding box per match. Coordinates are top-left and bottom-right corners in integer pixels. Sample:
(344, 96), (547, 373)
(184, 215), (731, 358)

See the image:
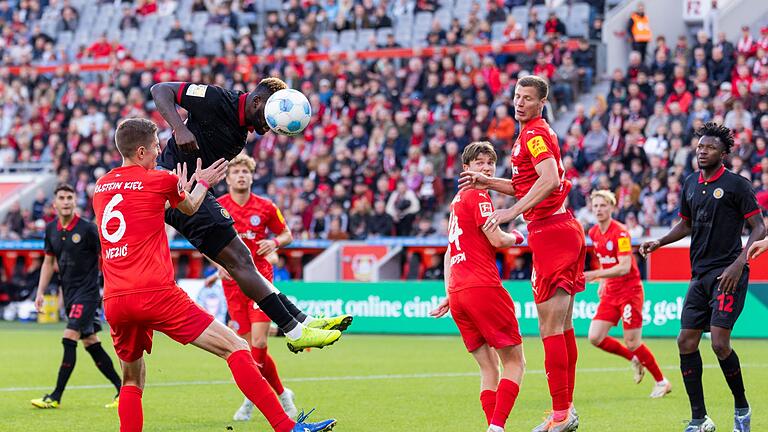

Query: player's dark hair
(254, 77), (288, 97)
(462, 141), (497, 165)
(696, 121), (734, 154)
(517, 75), (549, 100)
(54, 183), (75, 196)
(115, 118), (158, 158)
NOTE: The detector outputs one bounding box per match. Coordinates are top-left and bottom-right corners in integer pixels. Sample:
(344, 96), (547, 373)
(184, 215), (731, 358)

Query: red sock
(542, 334), (570, 413)
(564, 328), (578, 404)
(480, 390), (496, 425)
(251, 346), (267, 367)
(633, 344), (665, 382)
(118, 385), (143, 432)
(262, 353), (285, 395)
(490, 379), (520, 428)
(227, 350), (294, 432)
(597, 336), (633, 361)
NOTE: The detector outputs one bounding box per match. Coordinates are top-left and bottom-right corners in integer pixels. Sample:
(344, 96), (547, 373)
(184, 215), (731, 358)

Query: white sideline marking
(2, 364), (768, 393)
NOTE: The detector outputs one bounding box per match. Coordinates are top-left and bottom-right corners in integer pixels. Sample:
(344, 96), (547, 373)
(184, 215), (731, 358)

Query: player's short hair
(517, 75), (549, 99)
(115, 118), (158, 158)
(696, 121), (734, 154)
(228, 153), (256, 173)
(462, 141), (497, 165)
(255, 77), (288, 97)
(591, 189), (617, 206)
(54, 183), (75, 196)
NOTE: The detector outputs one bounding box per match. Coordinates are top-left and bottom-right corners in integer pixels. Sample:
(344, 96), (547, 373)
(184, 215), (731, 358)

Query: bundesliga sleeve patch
(526, 135), (549, 158)
(479, 202), (493, 217)
(617, 237), (631, 253)
(185, 84), (208, 98)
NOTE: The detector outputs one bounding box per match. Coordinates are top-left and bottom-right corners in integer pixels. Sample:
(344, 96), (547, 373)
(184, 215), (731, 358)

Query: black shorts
(164, 190), (237, 258)
(65, 302), (102, 337)
(681, 266), (749, 331)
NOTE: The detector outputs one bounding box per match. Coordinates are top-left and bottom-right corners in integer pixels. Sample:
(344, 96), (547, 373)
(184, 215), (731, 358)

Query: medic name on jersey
(95, 180), (146, 260)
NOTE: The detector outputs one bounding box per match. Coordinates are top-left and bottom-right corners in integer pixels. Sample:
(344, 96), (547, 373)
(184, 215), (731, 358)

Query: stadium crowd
(0, 0), (765, 247)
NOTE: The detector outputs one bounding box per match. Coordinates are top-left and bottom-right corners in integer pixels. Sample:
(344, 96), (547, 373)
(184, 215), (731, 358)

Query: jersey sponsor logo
(479, 202), (493, 217)
(71, 233), (81, 243)
(221, 208), (231, 219)
(713, 188), (724, 199)
(185, 84), (208, 97)
(511, 164), (519, 176)
(598, 254), (617, 265)
(606, 240), (614, 251)
(618, 237), (631, 252)
(513, 143), (521, 156)
(250, 215), (261, 226)
(526, 136), (548, 157)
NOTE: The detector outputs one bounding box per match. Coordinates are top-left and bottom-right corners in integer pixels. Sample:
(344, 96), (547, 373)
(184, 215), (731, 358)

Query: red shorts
(527, 213), (587, 304)
(594, 287), (644, 330)
(223, 280), (271, 336)
(104, 287), (214, 362)
(449, 287), (522, 352)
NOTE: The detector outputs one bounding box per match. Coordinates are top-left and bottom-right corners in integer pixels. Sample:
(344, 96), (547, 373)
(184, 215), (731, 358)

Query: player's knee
(228, 336), (250, 354)
(251, 337), (267, 349)
(625, 338), (641, 351)
(677, 334), (697, 353)
(710, 340), (731, 359)
(588, 333), (604, 346)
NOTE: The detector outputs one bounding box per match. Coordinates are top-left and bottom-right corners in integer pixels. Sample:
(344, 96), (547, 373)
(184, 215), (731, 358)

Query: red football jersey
(510, 116), (571, 221)
(217, 193), (287, 281)
(588, 220), (642, 295)
(93, 165), (186, 299)
(447, 189), (503, 293)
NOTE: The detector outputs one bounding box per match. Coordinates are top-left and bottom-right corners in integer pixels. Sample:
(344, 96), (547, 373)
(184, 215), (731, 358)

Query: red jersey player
(215, 154), (298, 421)
(460, 76), (584, 432)
(585, 190), (671, 398)
(431, 142), (525, 432)
(93, 118), (336, 432)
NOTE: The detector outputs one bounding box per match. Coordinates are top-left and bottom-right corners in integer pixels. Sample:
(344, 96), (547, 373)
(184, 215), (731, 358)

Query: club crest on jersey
(71, 233), (81, 243)
(250, 215), (261, 226)
(606, 240), (614, 251)
(526, 136), (548, 158)
(221, 208), (231, 219)
(713, 188), (724, 199)
(186, 84), (208, 98)
(479, 202), (493, 217)
(513, 144), (521, 157)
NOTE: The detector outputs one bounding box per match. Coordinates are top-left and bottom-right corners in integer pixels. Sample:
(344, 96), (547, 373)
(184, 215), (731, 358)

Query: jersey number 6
(101, 194), (126, 243)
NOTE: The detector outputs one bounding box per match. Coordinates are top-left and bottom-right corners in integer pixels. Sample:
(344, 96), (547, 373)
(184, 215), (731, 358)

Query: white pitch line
(2, 364), (767, 393)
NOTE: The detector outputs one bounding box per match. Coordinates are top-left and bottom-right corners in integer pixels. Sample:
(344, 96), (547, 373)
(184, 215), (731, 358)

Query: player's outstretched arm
(585, 254), (631, 282)
(256, 227), (292, 256)
(34, 254), (56, 312)
(429, 250), (451, 318)
(177, 158), (228, 215)
(483, 225), (525, 249)
(458, 171), (516, 196)
(639, 218), (692, 257)
(150, 82), (199, 152)
(749, 237), (768, 260)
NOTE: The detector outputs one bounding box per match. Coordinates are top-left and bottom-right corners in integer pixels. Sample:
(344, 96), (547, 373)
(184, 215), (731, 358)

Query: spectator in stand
(386, 180), (420, 236)
(369, 200), (394, 237)
(544, 11), (566, 38)
(119, 6), (139, 31)
(166, 19), (185, 40)
(627, 2), (652, 62)
(136, 0), (158, 16)
(572, 38), (595, 92)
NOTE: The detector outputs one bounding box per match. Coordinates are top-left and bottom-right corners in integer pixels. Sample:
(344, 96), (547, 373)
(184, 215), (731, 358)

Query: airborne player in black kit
(640, 123), (765, 432)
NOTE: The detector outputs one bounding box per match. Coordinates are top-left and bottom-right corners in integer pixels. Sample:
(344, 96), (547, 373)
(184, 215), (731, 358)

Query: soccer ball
(264, 89), (312, 136)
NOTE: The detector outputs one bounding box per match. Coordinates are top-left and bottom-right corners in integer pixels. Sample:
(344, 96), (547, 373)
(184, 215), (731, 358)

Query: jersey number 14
(448, 213), (463, 252)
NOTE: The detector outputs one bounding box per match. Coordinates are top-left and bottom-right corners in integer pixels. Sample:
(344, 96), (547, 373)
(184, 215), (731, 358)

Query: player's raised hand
(429, 298), (450, 318)
(748, 238), (768, 260)
(195, 158), (228, 187)
(638, 240), (660, 257)
(458, 171), (491, 192)
(482, 207), (517, 232)
(175, 162), (194, 192)
(174, 124), (199, 153)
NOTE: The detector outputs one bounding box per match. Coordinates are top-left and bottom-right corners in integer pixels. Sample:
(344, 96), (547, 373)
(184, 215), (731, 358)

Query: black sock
(50, 338), (77, 401)
(256, 293), (298, 332)
(85, 342), (122, 394)
(680, 351), (707, 419)
(277, 293), (308, 323)
(718, 350), (749, 409)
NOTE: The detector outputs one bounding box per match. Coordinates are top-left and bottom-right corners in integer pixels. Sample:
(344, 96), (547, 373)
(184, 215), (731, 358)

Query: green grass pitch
(1, 322), (767, 431)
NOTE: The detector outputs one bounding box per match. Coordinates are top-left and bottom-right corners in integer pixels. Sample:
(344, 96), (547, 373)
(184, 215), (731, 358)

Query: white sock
(488, 425), (504, 432)
(301, 316), (315, 325)
(242, 397), (253, 407)
(285, 324), (304, 340)
(657, 378), (668, 385)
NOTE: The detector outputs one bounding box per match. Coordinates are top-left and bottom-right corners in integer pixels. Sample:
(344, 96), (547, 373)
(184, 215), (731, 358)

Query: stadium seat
(356, 29), (376, 51)
(375, 28), (392, 46)
(491, 22), (506, 42)
(264, 0), (282, 12)
(568, 2), (590, 37)
(338, 30), (357, 51)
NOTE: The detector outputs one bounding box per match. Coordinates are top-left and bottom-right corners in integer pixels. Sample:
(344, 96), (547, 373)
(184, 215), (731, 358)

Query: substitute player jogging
(93, 118), (336, 432)
(460, 76), (584, 432)
(585, 190), (671, 398)
(431, 142), (525, 432)
(151, 78), (350, 353)
(31, 184), (122, 409)
(216, 154), (299, 421)
(641, 123), (765, 432)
